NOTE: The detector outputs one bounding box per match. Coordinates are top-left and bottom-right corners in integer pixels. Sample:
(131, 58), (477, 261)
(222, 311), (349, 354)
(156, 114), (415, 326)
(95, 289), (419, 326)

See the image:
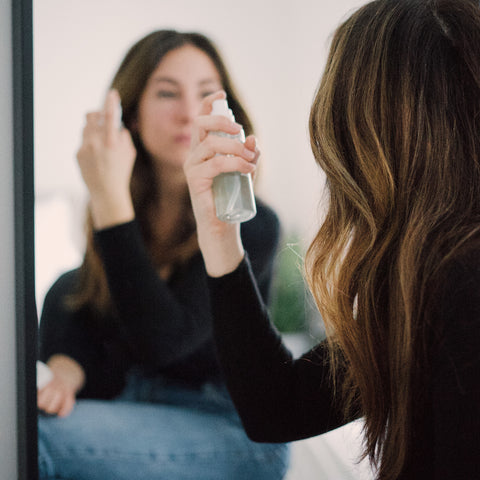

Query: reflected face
(136, 44), (222, 170)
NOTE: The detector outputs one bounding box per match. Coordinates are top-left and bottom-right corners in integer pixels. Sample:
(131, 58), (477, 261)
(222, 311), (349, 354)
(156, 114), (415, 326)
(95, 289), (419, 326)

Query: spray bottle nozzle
(211, 99), (235, 121)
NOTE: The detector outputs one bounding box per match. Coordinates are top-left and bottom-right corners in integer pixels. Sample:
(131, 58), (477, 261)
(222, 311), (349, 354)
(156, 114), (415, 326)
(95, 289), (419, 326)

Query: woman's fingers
(189, 91), (258, 166)
(38, 384), (64, 415)
(83, 112), (103, 137)
(186, 139), (256, 198)
(201, 154), (255, 178)
(82, 88), (122, 141)
(194, 116), (243, 146)
(244, 135), (258, 157)
(77, 88), (136, 195)
(37, 385), (54, 411)
(244, 135), (260, 166)
(185, 154), (256, 201)
(192, 134), (255, 164)
(198, 90), (226, 116)
(57, 394), (76, 418)
(243, 135), (260, 181)
(185, 96), (259, 197)
(104, 89), (122, 146)
(38, 379), (76, 417)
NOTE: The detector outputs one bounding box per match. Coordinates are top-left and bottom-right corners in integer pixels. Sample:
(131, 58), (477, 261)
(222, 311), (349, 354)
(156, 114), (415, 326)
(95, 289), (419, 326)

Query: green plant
(270, 235), (310, 333)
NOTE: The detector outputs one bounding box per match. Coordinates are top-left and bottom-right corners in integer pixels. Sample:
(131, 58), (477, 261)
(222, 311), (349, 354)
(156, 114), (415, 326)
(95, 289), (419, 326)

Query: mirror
(34, 0), (366, 309)
(31, 0), (368, 478)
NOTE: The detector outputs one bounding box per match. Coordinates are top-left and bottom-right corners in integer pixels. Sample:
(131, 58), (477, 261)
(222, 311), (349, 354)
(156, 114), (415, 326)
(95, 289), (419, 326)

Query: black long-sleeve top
(39, 199), (280, 399)
(208, 248), (480, 479)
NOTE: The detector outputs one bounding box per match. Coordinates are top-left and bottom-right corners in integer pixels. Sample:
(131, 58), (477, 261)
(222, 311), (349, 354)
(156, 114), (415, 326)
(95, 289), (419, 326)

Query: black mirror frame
(13, 0), (38, 478)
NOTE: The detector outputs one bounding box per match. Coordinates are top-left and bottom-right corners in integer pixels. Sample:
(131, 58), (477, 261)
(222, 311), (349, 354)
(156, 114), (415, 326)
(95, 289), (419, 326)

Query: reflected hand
(37, 354), (86, 418)
(77, 89), (136, 229)
(183, 90), (259, 277)
(37, 373), (77, 417)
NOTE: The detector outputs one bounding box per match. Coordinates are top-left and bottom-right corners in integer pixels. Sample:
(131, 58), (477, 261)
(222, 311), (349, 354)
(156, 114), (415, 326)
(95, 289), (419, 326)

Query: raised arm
(183, 90), (257, 277)
(208, 257), (348, 442)
(183, 92), (348, 442)
(76, 89), (136, 230)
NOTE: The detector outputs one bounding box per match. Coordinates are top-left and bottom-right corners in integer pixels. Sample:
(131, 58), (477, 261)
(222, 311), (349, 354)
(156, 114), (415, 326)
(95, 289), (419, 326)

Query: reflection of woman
(37, 30), (289, 480)
(184, 1), (480, 479)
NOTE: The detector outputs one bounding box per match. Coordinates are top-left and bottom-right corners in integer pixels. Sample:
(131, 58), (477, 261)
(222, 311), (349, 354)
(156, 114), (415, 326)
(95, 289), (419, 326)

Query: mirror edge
(12, 0), (38, 478)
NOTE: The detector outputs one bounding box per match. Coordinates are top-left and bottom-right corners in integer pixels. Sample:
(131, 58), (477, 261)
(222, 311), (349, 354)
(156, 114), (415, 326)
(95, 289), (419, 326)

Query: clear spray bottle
(211, 99), (257, 223)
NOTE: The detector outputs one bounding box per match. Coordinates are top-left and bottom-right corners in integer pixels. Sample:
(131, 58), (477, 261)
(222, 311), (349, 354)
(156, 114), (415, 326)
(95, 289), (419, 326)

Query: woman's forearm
(196, 222), (245, 277)
(89, 190), (135, 230)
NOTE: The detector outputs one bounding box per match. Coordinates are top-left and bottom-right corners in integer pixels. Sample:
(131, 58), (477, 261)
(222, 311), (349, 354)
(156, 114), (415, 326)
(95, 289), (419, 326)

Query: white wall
(34, 0), (366, 308)
(34, 0), (366, 230)
(0, 0), (18, 477)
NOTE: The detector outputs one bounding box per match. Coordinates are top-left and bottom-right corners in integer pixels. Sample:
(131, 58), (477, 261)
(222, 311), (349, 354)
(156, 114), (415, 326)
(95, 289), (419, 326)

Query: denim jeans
(38, 373), (290, 480)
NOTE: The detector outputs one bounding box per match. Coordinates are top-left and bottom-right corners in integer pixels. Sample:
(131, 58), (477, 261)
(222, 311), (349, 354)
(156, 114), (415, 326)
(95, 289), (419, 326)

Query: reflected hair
(305, 0), (480, 478)
(70, 30), (254, 313)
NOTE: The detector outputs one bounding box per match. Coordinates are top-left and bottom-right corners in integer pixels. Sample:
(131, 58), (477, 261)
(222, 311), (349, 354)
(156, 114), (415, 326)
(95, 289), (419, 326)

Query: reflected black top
(39, 199), (280, 399)
(208, 247), (480, 479)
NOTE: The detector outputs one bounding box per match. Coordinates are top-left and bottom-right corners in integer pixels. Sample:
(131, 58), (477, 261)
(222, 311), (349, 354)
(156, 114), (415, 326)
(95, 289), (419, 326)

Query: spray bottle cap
(211, 99), (235, 121)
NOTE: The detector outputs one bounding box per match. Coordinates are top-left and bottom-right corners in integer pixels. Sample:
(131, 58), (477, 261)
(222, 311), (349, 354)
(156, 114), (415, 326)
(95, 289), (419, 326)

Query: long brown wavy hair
(305, 0), (480, 478)
(71, 30), (254, 313)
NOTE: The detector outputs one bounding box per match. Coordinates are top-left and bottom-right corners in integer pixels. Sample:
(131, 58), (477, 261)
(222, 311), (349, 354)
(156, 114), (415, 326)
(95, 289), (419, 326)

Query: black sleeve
(241, 198), (281, 303)
(93, 200), (280, 370)
(429, 255), (480, 478)
(38, 271), (128, 398)
(39, 271), (99, 367)
(208, 255), (347, 443)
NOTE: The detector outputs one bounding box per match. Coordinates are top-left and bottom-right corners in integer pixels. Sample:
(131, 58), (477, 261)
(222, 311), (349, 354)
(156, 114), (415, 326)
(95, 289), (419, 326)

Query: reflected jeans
(38, 373), (290, 480)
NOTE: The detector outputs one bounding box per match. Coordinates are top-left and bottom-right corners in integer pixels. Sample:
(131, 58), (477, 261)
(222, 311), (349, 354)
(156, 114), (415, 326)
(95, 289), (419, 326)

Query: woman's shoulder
(39, 268), (83, 328)
(43, 268), (81, 304)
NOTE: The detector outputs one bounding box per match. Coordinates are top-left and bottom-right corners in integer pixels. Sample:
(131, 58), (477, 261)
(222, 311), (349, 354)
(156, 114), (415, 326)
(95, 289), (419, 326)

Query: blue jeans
(38, 373), (290, 480)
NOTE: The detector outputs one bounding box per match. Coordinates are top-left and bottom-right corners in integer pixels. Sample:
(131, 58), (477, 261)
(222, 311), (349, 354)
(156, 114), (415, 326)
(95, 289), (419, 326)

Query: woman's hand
(77, 89), (136, 229)
(37, 355), (86, 418)
(184, 91), (259, 277)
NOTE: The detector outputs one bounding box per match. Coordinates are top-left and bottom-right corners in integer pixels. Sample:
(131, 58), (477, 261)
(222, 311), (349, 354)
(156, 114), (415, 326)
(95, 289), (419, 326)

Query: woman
(37, 30), (289, 480)
(184, 1), (480, 479)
